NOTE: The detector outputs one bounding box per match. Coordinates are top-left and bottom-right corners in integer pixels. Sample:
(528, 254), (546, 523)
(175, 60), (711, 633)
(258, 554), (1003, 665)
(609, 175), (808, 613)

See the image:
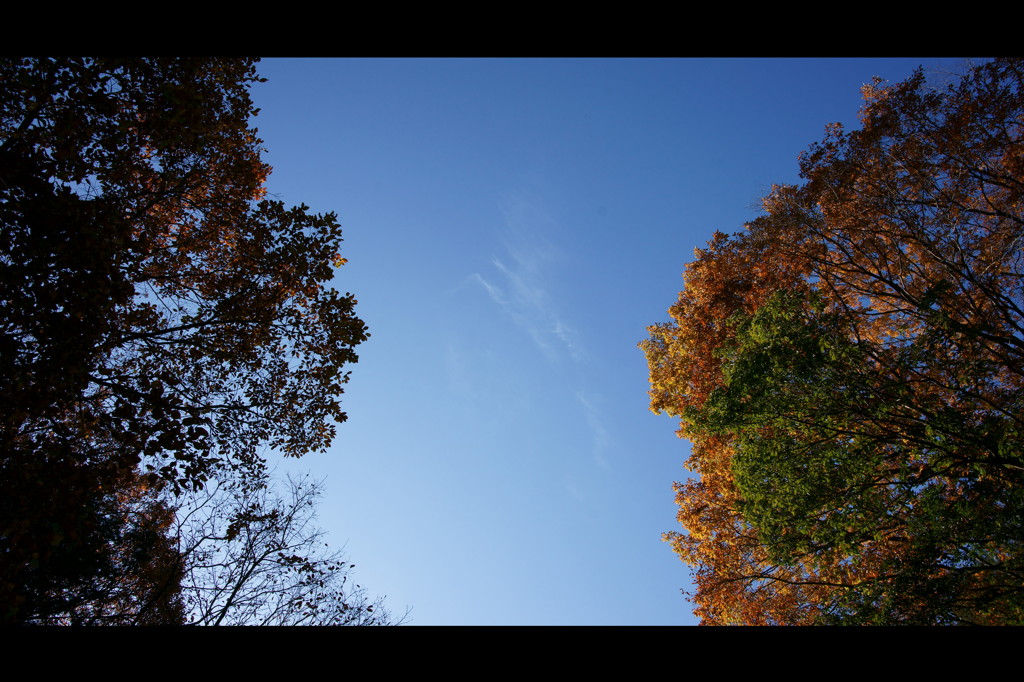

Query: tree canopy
(0, 57), (374, 624)
(642, 58), (1024, 625)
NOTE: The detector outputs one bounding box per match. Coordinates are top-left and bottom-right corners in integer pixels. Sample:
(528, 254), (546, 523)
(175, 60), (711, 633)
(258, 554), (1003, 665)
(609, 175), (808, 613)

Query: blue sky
(250, 58), (967, 625)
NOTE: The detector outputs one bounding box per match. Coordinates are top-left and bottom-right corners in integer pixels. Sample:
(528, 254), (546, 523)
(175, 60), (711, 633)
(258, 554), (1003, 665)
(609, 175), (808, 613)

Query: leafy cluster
(643, 58), (1024, 625)
(0, 58), (389, 624)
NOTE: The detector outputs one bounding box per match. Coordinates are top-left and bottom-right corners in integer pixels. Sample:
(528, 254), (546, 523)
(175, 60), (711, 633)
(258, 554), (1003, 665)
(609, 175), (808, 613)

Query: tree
(644, 58), (1024, 624)
(642, 229), (829, 625)
(1, 58), (368, 623)
(11, 467), (186, 625)
(174, 472), (405, 626)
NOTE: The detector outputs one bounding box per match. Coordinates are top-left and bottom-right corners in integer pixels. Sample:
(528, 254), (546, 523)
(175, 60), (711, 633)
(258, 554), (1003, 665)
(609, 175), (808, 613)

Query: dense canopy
(643, 58), (1024, 624)
(0, 57), (369, 624)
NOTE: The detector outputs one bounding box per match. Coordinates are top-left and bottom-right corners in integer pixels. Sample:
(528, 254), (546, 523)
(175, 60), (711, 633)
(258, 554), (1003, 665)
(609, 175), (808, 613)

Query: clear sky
(249, 57), (968, 625)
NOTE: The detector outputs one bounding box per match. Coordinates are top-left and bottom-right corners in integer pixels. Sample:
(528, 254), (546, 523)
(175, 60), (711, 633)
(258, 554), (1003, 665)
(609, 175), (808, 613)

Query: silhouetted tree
(1, 57), (368, 623)
(175, 473), (405, 626)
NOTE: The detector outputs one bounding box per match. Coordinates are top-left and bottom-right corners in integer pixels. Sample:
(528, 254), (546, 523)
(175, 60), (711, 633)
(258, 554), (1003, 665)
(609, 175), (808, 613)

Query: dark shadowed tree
(174, 472), (406, 626)
(1, 57), (368, 623)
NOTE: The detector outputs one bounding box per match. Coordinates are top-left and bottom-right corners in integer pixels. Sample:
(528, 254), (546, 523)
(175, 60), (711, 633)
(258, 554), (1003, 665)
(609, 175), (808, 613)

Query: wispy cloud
(566, 479), (586, 503)
(471, 272), (505, 306)
(470, 192), (613, 501)
(472, 193), (584, 364)
(576, 391), (610, 470)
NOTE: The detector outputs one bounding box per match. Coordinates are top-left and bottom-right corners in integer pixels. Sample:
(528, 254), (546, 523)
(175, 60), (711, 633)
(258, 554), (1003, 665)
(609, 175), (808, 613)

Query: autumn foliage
(0, 58), (378, 624)
(642, 58), (1024, 624)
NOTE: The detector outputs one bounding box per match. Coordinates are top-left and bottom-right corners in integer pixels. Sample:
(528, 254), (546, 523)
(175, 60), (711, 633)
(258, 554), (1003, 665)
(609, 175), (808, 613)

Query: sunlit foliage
(643, 58), (1024, 624)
